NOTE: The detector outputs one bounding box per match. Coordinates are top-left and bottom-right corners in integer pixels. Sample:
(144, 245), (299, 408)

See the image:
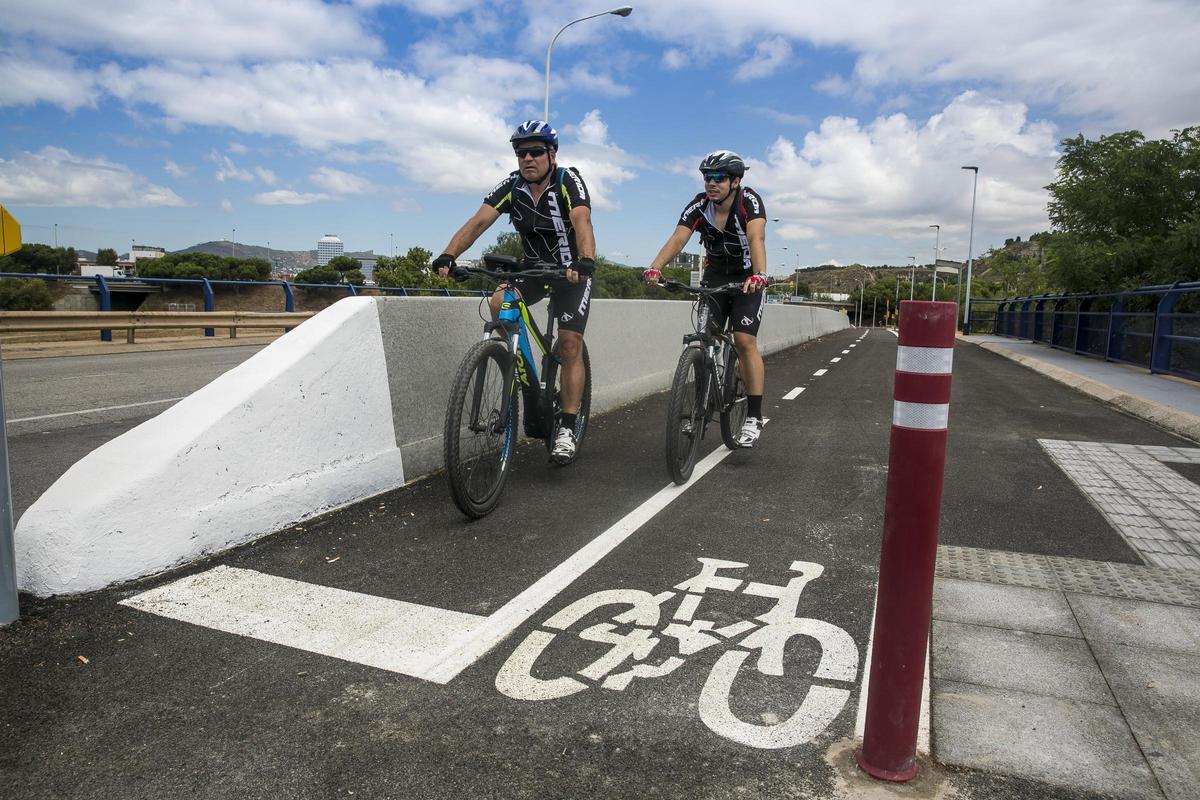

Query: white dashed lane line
(813, 369), (828, 377)
(830, 357), (841, 363)
(782, 387), (805, 400)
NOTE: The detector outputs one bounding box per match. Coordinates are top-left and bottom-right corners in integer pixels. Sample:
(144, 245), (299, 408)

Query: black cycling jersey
(678, 186), (767, 274)
(484, 167), (591, 268)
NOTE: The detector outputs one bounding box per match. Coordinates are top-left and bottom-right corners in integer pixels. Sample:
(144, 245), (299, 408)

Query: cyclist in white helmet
(642, 150), (769, 447)
(434, 120), (596, 463)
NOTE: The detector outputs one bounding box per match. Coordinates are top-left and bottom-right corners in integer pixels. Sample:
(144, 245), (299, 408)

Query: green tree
(0, 277), (54, 310)
(1045, 127), (1200, 291)
(984, 247), (1049, 296)
(483, 232), (523, 260)
(2, 244), (76, 274)
(293, 266), (342, 284)
(326, 255), (362, 273)
(96, 248), (118, 266)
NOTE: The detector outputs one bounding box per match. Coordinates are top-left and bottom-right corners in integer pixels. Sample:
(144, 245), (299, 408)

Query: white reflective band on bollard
(896, 346), (954, 375)
(892, 401), (950, 431)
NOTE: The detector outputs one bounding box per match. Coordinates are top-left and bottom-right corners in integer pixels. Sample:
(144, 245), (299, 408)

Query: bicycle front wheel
(720, 344), (748, 450)
(665, 347), (707, 484)
(444, 339), (519, 518)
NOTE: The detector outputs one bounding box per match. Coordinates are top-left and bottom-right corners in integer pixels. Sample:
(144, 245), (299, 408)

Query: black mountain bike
(443, 255), (593, 518)
(659, 280), (749, 484)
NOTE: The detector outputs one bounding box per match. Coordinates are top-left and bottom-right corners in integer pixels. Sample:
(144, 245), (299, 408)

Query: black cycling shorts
(702, 270), (766, 337)
(511, 275), (593, 335)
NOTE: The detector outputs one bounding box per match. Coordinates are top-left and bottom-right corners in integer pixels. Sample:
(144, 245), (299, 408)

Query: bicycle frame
(681, 288), (739, 422)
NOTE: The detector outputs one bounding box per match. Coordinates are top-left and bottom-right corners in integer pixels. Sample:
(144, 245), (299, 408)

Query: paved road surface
(2, 330), (1194, 799)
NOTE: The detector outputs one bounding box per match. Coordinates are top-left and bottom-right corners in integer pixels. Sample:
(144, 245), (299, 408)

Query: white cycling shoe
(736, 417), (763, 448)
(551, 427), (577, 463)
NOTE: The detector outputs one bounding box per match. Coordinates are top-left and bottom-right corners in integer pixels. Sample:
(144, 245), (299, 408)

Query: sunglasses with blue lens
(515, 146), (548, 159)
(703, 172), (730, 183)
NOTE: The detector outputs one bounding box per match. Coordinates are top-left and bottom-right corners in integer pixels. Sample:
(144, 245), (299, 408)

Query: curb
(964, 338), (1200, 444)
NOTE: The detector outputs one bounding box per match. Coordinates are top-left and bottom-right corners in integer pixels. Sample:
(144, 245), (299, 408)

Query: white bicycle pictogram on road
(495, 558), (859, 749)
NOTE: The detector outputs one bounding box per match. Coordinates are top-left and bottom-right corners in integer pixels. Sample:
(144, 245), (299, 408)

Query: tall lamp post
(928, 224), (940, 299)
(231, 228), (236, 259)
(908, 256), (916, 300)
(544, 6), (633, 121)
(961, 166), (979, 333)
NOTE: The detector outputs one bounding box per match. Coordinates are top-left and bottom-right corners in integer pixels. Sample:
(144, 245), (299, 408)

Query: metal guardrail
(0, 310), (314, 343)
(968, 281), (1200, 381)
(0, 272), (488, 341)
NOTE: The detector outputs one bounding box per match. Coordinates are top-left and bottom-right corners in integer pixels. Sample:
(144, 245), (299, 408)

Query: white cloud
(255, 167), (278, 186)
(734, 37), (792, 82)
(630, 0), (1200, 134)
(163, 159), (189, 178)
(220, 199), (234, 214)
(310, 167), (376, 195)
(0, 0), (380, 62)
(0, 147), (188, 207)
(560, 110), (638, 210)
(227, 142), (249, 155)
(252, 190), (332, 206)
(662, 48), (688, 70)
(352, 0), (482, 14)
(0, 48), (98, 110)
(210, 152), (253, 182)
(753, 92), (1058, 256)
(566, 66), (633, 98)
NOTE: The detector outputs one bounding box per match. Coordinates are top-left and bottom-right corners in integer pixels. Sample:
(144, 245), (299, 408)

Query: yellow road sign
(0, 205), (20, 256)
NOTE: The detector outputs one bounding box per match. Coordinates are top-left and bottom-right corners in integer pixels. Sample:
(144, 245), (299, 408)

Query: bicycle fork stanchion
(857, 300), (957, 781)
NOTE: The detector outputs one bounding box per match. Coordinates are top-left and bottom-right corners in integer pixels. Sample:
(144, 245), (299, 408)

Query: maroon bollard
(858, 300), (957, 781)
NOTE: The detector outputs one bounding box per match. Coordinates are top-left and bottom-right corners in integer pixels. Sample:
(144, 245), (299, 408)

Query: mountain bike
(443, 255), (593, 518)
(658, 280), (749, 484)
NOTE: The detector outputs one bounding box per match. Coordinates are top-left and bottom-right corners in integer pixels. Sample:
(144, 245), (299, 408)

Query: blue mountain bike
(443, 255), (593, 518)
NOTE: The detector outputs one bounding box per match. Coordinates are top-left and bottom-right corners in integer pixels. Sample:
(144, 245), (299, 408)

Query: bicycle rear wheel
(720, 344), (748, 449)
(542, 339), (592, 464)
(665, 347), (707, 484)
(444, 339), (519, 518)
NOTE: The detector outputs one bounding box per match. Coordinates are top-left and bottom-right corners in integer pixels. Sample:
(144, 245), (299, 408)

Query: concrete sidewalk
(934, 336), (1200, 799)
(964, 334), (1200, 443)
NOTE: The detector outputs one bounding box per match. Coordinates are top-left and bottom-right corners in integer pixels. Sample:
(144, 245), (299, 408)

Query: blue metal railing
(967, 282), (1200, 381)
(0, 272), (488, 341)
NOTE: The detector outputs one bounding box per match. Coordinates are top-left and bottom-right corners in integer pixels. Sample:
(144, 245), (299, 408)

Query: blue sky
(2, 0), (1198, 274)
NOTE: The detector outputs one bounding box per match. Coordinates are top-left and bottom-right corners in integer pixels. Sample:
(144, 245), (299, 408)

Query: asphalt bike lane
(6, 326), (1194, 799)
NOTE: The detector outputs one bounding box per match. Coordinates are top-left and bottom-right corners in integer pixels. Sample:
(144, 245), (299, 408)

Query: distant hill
(173, 241), (378, 274)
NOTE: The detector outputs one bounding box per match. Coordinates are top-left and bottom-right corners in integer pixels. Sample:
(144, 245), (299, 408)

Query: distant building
(131, 244), (165, 264)
(317, 234), (344, 266)
(668, 251), (702, 270)
(357, 257), (376, 283)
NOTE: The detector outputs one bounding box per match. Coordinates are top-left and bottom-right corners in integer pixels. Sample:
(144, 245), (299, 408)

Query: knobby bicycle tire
(665, 347), (707, 484)
(444, 339), (519, 518)
(542, 339), (592, 464)
(720, 344), (749, 450)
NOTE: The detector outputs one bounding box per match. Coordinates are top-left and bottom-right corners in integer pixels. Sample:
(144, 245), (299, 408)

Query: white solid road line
(853, 588), (931, 754)
(9, 397), (186, 424)
(126, 443), (745, 686)
(425, 444), (742, 683)
(813, 369), (828, 377)
(782, 387), (805, 400)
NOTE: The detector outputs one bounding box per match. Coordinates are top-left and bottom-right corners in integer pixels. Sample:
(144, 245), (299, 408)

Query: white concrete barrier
(16, 295), (848, 596)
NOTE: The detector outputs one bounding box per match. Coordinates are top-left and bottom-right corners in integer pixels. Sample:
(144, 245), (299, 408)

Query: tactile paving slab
(937, 545), (1200, 608)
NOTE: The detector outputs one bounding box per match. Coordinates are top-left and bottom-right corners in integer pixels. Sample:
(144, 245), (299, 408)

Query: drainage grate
(936, 545), (1200, 608)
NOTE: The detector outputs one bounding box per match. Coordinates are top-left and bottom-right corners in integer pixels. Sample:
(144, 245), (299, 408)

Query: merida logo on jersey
(568, 169), (587, 201)
(745, 191), (761, 215)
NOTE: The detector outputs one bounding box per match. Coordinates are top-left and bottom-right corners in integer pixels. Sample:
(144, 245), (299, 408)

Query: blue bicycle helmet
(510, 120), (559, 151)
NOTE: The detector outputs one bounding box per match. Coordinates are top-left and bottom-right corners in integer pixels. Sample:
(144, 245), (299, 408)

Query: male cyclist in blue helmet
(642, 150), (769, 447)
(434, 120), (596, 463)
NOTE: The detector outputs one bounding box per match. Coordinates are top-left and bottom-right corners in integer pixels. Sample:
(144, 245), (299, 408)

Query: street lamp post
(908, 256), (916, 300)
(544, 6), (633, 122)
(928, 224), (940, 300)
(231, 228), (236, 259)
(961, 166), (979, 333)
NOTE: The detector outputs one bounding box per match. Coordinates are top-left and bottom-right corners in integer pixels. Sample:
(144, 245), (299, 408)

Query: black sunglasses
(703, 173), (730, 183)
(515, 147), (549, 159)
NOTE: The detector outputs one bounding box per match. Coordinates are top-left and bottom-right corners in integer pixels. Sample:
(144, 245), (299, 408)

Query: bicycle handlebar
(656, 280), (745, 295)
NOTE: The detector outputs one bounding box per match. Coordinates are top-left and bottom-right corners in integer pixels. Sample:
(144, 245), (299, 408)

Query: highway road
(4, 329), (1194, 799)
(3, 345), (267, 520)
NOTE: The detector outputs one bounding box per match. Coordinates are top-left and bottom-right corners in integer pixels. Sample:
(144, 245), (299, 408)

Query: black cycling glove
(432, 253), (456, 273)
(573, 257), (595, 277)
